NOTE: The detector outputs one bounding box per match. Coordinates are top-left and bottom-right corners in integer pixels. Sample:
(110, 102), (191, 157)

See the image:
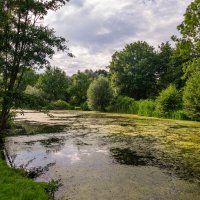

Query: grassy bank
(0, 159), (48, 200)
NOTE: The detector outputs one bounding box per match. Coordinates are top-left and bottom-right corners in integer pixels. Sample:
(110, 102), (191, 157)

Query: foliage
(137, 100), (156, 117)
(173, 0), (200, 79)
(38, 67), (69, 101)
(0, 0), (70, 131)
(107, 96), (138, 114)
(80, 102), (90, 111)
(108, 41), (157, 99)
(69, 70), (94, 105)
(69, 70), (108, 106)
(0, 160), (48, 200)
(155, 85), (182, 117)
(45, 179), (62, 200)
(156, 42), (184, 90)
(183, 72), (200, 120)
(87, 76), (113, 111)
(48, 100), (72, 110)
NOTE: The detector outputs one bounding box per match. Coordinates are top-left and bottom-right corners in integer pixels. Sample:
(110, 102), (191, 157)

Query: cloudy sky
(45, 0), (192, 75)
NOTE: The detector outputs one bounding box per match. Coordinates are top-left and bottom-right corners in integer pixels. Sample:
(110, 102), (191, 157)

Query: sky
(45, 0), (192, 75)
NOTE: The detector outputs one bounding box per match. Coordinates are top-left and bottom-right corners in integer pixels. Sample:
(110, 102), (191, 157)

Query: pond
(4, 110), (200, 200)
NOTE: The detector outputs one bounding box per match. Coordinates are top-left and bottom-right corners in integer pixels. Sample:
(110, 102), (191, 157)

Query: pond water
(4, 111), (200, 200)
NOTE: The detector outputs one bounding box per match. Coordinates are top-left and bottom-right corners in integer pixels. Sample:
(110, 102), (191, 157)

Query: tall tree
(108, 41), (157, 100)
(156, 42), (184, 90)
(87, 76), (113, 111)
(0, 0), (70, 131)
(173, 0), (200, 79)
(69, 70), (94, 105)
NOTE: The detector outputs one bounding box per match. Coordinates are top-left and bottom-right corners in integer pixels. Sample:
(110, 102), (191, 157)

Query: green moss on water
(0, 160), (48, 200)
(103, 113), (200, 181)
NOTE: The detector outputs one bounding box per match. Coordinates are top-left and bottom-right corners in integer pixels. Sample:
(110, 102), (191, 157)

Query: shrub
(155, 84), (182, 117)
(87, 76), (113, 111)
(49, 100), (72, 110)
(183, 72), (200, 120)
(137, 100), (156, 117)
(107, 96), (138, 114)
(22, 86), (48, 109)
(80, 102), (90, 111)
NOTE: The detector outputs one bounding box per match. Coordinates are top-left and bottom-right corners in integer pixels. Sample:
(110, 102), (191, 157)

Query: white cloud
(44, 0), (192, 75)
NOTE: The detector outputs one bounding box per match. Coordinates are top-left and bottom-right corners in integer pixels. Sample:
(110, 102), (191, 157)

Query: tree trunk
(0, 97), (11, 133)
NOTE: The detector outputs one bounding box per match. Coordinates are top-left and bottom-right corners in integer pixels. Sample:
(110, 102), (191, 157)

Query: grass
(0, 159), (49, 200)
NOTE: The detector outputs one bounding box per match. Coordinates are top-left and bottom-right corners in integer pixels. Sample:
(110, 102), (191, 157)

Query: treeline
(14, 68), (108, 111)
(18, 39), (199, 120)
(14, 0), (200, 121)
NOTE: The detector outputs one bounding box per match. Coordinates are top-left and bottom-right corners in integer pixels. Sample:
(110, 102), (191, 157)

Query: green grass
(0, 160), (49, 200)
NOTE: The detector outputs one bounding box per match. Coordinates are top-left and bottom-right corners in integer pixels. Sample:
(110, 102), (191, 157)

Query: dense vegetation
(0, 0), (199, 131)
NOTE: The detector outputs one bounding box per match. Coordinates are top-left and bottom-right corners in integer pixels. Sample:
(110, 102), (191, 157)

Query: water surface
(5, 111), (200, 200)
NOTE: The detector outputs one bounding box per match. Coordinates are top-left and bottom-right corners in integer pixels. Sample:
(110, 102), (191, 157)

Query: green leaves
(109, 41), (157, 100)
(87, 76), (113, 111)
(0, 0), (70, 130)
(183, 72), (200, 120)
(38, 67), (69, 101)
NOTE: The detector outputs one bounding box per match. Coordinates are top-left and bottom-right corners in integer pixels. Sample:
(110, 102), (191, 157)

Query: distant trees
(68, 69), (108, 106)
(38, 67), (69, 101)
(69, 70), (94, 105)
(87, 76), (113, 111)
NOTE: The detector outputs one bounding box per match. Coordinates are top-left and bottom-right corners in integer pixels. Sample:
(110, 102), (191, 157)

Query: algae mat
(4, 110), (200, 200)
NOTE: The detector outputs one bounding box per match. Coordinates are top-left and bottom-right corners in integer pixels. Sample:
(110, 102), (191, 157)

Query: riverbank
(0, 159), (48, 200)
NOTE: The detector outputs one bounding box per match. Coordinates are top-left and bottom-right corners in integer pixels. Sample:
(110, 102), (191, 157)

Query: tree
(68, 69), (108, 106)
(38, 67), (69, 101)
(69, 70), (94, 105)
(173, 0), (200, 79)
(0, 0), (70, 131)
(87, 76), (113, 111)
(156, 42), (184, 90)
(108, 41), (157, 100)
(183, 72), (200, 120)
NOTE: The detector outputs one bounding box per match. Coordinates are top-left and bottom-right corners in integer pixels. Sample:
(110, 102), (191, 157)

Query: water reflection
(110, 148), (154, 166)
(4, 111), (200, 200)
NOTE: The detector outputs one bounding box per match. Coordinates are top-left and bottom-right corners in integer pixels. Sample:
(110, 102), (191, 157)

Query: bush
(80, 102), (90, 111)
(155, 84), (182, 117)
(183, 72), (200, 120)
(138, 100), (156, 117)
(87, 76), (113, 111)
(48, 100), (72, 110)
(107, 96), (138, 114)
(22, 86), (48, 109)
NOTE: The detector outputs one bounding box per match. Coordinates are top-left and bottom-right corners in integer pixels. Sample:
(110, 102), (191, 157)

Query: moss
(0, 160), (48, 200)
